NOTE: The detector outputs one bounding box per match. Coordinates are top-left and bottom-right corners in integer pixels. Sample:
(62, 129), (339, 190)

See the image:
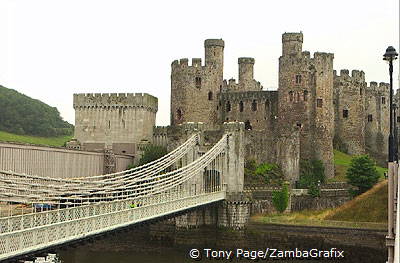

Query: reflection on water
(33, 224), (385, 263)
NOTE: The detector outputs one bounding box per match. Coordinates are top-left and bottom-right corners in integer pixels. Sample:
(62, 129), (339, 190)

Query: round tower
(205, 39), (224, 74)
(238, 57), (255, 90)
(282, 32), (303, 56)
(278, 32), (335, 179)
(170, 39), (225, 126)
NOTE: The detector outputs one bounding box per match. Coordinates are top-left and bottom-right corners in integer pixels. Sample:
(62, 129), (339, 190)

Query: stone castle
(169, 32), (389, 180)
(70, 32), (390, 183)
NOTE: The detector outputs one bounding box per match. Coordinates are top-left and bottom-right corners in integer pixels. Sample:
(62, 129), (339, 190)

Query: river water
(32, 223), (386, 263)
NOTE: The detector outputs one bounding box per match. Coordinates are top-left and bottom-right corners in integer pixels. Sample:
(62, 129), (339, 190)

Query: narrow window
(382, 97), (386, 104)
(295, 74), (302, 84)
(343, 109), (349, 118)
(177, 109), (182, 120)
(208, 91), (213, 100)
(296, 92), (300, 102)
(195, 77), (201, 88)
(368, 114), (373, 122)
(360, 88), (363, 95)
(317, 98), (323, 107)
(252, 100), (257, 111)
(245, 120), (252, 130)
(265, 100), (269, 108)
(289, 91), (294, 102)
(397, 116), (400, 123)
(239, 101), (244, 112)
(226, 101), (231, 112)
(108, 120), (111, 129)
(303, 90), (308, 101)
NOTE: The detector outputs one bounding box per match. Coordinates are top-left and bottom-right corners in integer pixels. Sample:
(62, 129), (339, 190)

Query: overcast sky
(0, 0), (399, 126)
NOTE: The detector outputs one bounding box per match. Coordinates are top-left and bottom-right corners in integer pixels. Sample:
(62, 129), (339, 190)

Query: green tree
(244, 159), (284, 186)
(298, 159), (325, 187)
(346, 155), (380, 196)
(272, 183), (289, 213)
(127, 145), (168, 169)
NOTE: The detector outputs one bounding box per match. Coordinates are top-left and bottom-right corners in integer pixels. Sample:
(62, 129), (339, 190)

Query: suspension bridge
(0, 126), (244, 261)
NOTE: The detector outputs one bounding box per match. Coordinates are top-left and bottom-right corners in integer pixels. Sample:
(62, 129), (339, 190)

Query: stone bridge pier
(154, 122), (251, 231)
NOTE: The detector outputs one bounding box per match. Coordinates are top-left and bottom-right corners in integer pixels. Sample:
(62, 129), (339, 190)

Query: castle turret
(238, 57), (255, 90)
(282, 32), (303, 56)
(205, 39), (224, 72)
(170, 39), (225, 126)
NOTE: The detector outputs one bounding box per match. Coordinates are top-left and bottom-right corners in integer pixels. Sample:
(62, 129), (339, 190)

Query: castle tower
(205, 39), (224, 73)
(282, 32), (303, 56)
(170, 39), (224, 126)
(278, 32), (335, 178)
(365, 82), (390, 164)
(73, 93), (158, 155)
(238, 57), (255, 90)
(333, 69), (366, 155)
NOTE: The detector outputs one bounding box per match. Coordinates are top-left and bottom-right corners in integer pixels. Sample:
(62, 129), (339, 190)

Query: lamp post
(384, 46), (398, 161)
(394, 104), (398, 161)
(384, 45), (398, 263)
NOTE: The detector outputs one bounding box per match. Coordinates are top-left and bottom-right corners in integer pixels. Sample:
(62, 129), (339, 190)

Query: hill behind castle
(0, 85), (73, 137)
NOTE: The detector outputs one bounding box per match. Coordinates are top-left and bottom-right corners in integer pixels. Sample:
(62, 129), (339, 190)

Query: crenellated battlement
(366, 81), (390, 92)
(73, 93), (158, 111)
(334, 69), (365, 83)
(312, 52), (334, 61)
(229, 78), (237, 85)
(171, 58), (207, 70)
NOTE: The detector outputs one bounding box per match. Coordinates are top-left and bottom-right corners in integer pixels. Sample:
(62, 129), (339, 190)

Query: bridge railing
(0, 188), (226, 260)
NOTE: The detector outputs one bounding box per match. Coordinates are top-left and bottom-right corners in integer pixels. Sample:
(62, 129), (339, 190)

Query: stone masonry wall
(333, 70), (366, 155)
(73, 93), (157, 155)
(170, 39), (224, 126)
(278, 32), (334, 178)
(365, 82), (390, 164)
(219, 91), (278, 131)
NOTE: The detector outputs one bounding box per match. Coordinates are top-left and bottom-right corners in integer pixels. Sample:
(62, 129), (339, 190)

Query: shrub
(272, 183), (289, 213)
(308, 182), (321, 197)
(127, 145), (168, 169)
(298, 159), (325, 189)
(346, 155), (380, 196)
(244, 160), (284, 186)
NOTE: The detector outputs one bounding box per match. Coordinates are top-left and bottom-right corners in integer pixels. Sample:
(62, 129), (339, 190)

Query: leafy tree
(297, 159), (325, 198)
(127, 145), (168, 169)
(298, 159), (325, 188)
(346, 155), (380, 196)
(272, 183), (289, 213)
(244, 159), (284, 186)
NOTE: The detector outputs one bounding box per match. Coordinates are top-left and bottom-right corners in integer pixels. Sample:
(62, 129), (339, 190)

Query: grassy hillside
(253, 180), (388, 229)
(0, 85), (73, 137)
(324, 180), (388, 223)
(330, 149), (387, 182)
(0, 130), (72, 147)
